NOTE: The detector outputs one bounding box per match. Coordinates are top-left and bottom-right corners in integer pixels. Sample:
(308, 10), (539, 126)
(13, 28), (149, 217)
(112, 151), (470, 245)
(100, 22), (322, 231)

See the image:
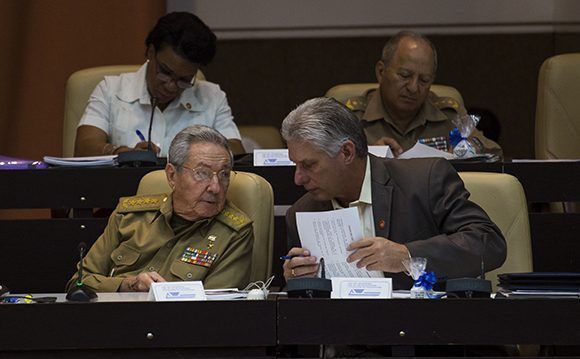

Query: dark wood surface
(0, 299), (276, 357)
(1, 296), (579, 357)
(277, 297), (580, 346)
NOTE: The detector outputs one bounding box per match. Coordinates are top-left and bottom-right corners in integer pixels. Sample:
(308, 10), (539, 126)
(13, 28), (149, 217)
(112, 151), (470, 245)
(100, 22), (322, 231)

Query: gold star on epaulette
(433, 96), (460, 110)
(345, 96), (367, 112)
(118, 194), (166, 213)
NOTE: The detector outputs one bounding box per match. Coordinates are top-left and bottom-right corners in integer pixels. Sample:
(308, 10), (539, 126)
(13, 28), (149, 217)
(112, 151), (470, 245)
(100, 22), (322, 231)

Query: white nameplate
(331, 277), (392, 299)
(147, 281), (207, 302)
(253, 149), (295, 166)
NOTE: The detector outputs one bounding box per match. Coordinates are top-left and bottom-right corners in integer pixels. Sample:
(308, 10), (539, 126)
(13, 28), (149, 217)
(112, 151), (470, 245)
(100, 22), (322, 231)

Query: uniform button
(166, 242), (172, 248)
(186, 273), (193, 279)
(116, 255), (123, 260)
(148, 266), (155, 271)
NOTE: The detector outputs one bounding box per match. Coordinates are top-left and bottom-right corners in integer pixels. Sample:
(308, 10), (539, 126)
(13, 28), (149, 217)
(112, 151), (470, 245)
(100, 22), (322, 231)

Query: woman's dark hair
(145, 12), (217, 66)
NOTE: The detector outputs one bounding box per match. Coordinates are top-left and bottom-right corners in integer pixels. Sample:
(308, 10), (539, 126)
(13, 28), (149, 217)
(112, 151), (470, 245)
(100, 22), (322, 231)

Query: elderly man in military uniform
(66, 125), (253, 292)
(346, 31), (501, 157)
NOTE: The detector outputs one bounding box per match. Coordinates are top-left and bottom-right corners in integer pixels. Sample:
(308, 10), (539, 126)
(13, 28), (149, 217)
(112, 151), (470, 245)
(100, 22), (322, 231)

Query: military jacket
(346, 89), (502, 156)
(66, 193), (253, 292)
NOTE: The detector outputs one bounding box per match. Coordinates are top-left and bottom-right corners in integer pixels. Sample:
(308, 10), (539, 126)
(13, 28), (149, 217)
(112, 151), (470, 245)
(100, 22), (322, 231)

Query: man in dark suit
(281, 97), (506, 289)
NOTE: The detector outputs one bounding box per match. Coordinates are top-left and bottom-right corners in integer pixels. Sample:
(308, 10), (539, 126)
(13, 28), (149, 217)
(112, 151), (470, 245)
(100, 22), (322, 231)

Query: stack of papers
(43, 155), (117, 167)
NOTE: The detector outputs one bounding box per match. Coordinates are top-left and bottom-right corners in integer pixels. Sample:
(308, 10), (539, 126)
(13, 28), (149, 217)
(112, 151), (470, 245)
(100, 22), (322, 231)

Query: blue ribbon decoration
(413, 271), (437, 291)
(449, 127), (462, 147)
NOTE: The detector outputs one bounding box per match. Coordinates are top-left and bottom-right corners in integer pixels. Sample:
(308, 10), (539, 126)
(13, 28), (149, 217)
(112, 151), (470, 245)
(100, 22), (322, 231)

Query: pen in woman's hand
(135, 129), (146, 142)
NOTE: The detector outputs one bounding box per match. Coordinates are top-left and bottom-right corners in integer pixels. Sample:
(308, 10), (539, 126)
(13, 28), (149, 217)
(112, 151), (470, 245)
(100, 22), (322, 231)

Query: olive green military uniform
(346, 89), (502, 156)
(66, 193), (253, 292)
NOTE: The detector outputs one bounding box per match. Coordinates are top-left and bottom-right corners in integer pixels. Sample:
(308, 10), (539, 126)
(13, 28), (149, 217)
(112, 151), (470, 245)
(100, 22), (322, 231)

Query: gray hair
(168, 125), (232, 168)
(381, 30), (438, 74)
(281, 97), (367, 158)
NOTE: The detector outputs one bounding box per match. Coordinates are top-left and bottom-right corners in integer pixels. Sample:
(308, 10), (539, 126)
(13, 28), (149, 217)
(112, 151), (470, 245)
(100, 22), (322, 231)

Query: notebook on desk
(498, 272), (580, 291)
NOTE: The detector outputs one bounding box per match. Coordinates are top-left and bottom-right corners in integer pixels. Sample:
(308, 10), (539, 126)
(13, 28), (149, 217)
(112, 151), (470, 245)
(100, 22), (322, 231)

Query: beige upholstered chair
(535, 53), (580, 159)
(459, 172), (533, 290)
(238, 125), (285, 151)
(136, 170), (274, 282)
(62, 65), (205, 157)
(325, 83), (464, 108)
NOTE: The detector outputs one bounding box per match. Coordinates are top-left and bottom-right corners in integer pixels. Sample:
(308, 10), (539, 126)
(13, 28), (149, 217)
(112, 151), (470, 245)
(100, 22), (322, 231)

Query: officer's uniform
(346, 89), (502, 156)
(66, 193), (253, 292)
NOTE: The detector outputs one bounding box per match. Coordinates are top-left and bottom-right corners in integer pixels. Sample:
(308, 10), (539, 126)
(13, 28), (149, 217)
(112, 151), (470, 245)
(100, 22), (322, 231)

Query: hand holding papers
(296, 207), (383, 278)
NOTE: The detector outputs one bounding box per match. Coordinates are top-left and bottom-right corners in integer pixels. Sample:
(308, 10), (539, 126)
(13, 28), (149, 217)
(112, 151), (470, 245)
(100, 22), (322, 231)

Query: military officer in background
(345, 31), (502, 157)
(66, 125), (253, 292)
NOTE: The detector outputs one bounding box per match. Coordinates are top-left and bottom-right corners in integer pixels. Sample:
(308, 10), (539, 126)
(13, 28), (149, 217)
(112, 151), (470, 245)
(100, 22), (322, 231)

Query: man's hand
(119, 271), (166, 292)
(282, 247), (319, 281)
(133, 141), (161, 154)
(347, 237), (410, 272)
(375, 137), (404, 157)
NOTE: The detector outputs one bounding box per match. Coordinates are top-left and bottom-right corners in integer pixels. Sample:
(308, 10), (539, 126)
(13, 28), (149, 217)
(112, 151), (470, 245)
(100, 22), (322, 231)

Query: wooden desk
(0, 298), (276, 358)
(277, 297), (580, 346)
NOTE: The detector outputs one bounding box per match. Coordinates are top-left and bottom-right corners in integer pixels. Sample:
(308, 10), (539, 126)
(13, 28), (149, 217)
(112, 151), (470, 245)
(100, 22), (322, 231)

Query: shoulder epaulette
(117, 194), (167, 213)
(217, 203), (252, 231)
(430, 93), (461, 112)
(344, 96), (368, 112)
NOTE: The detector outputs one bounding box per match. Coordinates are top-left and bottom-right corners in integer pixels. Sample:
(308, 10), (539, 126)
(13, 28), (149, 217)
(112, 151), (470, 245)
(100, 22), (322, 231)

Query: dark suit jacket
(286, 155), (507, 289)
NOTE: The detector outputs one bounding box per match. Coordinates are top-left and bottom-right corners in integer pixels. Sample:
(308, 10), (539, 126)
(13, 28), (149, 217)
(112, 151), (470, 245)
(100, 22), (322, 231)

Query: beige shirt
(332, 157), (376, 239)
(347, 89), (502, 157)
(66, 193), (253, 292)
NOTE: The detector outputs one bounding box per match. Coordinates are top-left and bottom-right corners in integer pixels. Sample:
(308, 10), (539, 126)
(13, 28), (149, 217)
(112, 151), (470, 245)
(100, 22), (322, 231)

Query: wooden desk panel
(0, 300), (276, 357)
(277, 298), (580, 346)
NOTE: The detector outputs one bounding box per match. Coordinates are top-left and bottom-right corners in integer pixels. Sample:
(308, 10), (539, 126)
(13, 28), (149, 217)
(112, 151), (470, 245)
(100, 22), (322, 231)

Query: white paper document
(296, 207), (383, 278)
(398, 142), (454, 160)
(368, 145), (393, 158)
(43, 155), (118, 167)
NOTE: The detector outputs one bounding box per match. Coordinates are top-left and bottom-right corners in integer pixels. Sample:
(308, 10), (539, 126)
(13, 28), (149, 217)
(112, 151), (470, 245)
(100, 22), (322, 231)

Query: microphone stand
(66, 242), (97, 302)
(445, 234), (492, 298)
(286, 258), (333, 298)
(117, 97), (159, 167)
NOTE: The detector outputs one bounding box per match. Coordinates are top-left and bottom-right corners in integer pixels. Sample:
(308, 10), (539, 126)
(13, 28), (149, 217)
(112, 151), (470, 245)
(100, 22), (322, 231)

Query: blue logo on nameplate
(166, 292), (197, 299)
(347, 288), (381, 297)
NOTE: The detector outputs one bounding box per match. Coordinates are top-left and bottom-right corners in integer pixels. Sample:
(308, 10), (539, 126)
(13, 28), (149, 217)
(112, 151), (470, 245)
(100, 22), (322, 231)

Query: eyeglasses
(154, 54), (197, 90)
(180, 165), (234, 186)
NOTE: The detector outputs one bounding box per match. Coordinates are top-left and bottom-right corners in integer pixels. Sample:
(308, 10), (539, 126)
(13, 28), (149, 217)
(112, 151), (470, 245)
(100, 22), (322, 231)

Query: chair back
(535, 53), (580, 159)
(325, 83), (464, 107)
(458, 172), (533, 290)
(239, 125), (285, 151)
(136, 170), (274, 282)
(63, 65), (205, 157)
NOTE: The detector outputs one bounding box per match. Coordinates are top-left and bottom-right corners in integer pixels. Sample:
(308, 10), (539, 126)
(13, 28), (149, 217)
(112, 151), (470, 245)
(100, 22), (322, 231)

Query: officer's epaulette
(117, 194), (167, 213)
(430, 92), (461, 112)
(344, 95), (368, 112)
(217, 203), (252, 231)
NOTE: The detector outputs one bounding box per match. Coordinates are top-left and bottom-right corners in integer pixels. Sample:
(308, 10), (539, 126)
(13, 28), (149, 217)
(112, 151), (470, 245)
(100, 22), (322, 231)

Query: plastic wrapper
(451, 114), (481, 158)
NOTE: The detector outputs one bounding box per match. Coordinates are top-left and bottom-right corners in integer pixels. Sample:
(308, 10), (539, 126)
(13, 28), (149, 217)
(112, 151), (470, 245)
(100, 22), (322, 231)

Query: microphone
(445, 234), (492, 298)
(287, 257), (333, 298)
(66, 242), (97, 302)
(147, 97), (157, 152)
(117, 96), (159, 167)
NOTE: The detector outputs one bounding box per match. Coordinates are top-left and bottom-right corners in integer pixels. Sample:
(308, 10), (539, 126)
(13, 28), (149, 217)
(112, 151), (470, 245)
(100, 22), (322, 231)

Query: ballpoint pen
(135, 129), (146, 142)
(279, 255), (304, 260)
